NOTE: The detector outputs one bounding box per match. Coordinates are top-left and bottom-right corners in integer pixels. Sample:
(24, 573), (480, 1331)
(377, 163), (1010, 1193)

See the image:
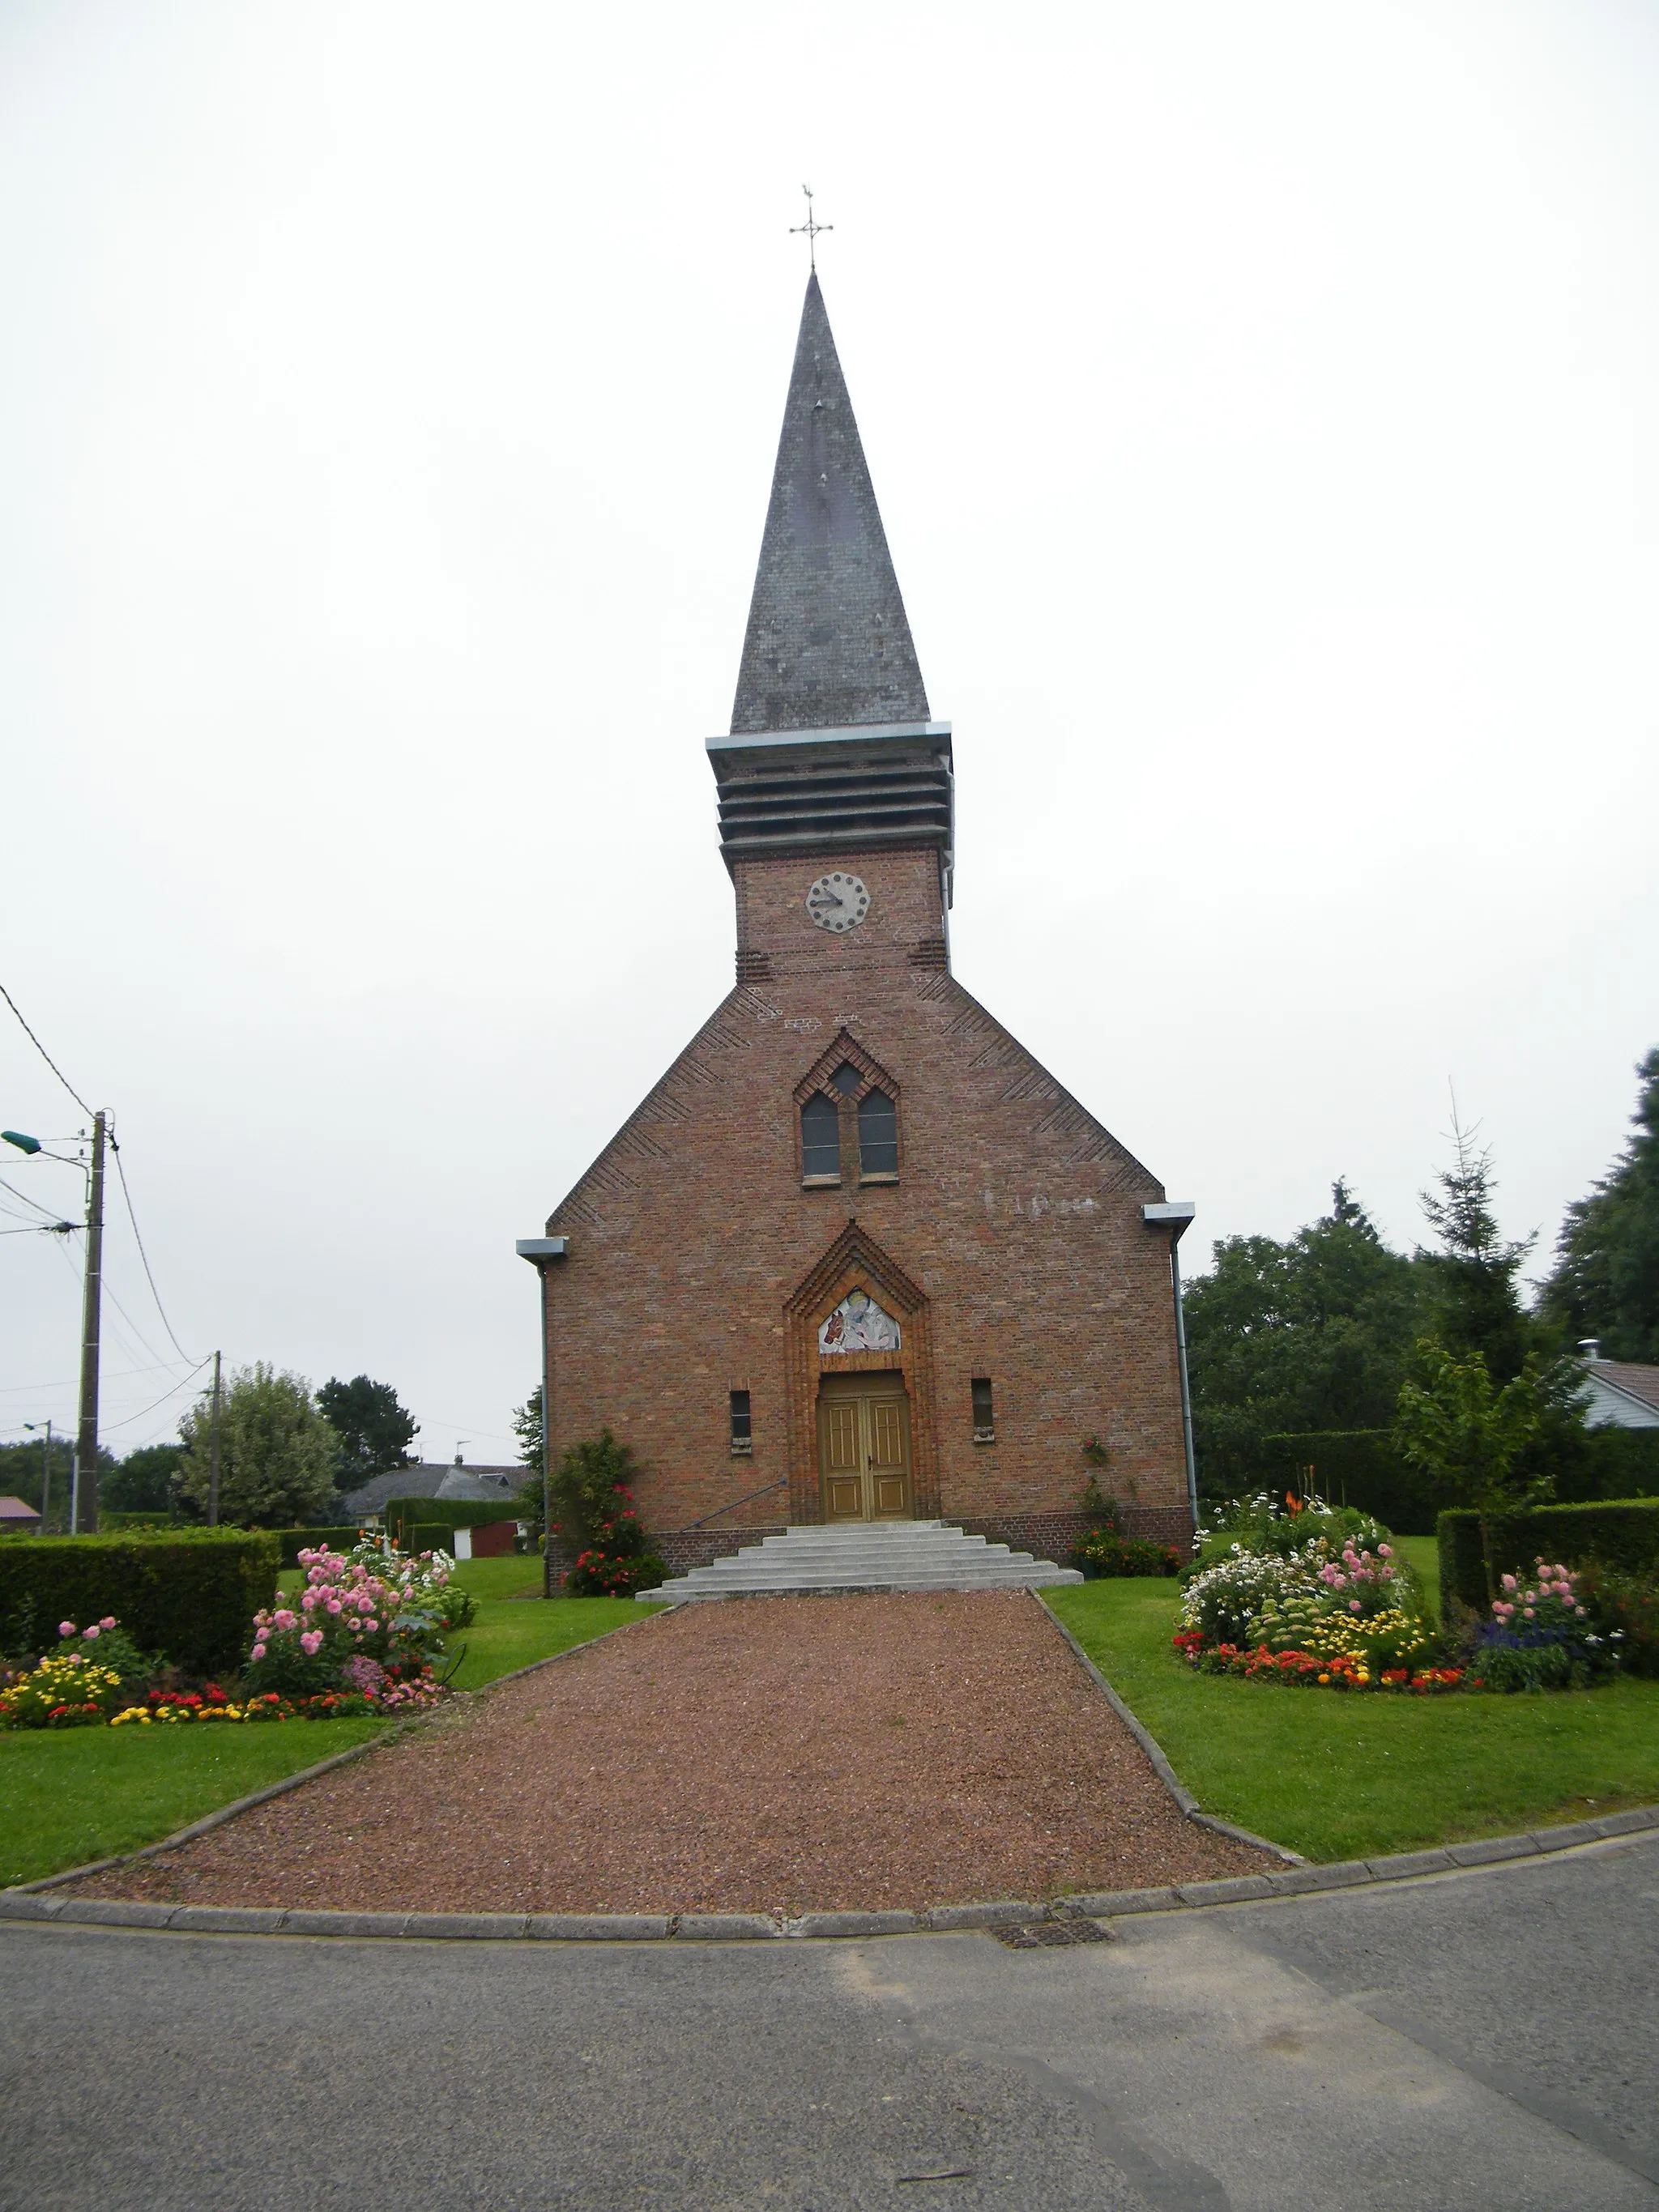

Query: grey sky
(2, 0), (1655, 1462)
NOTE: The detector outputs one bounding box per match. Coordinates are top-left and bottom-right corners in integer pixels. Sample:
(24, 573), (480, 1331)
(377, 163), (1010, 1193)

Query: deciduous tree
(179, 1364), (339, 1526)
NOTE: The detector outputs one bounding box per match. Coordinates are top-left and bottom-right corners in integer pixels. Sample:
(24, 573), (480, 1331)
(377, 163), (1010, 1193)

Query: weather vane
(790, 185), (833, 271)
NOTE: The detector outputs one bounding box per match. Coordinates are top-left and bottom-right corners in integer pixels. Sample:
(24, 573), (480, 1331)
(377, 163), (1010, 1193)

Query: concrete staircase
(642, 1519), (1084, 1601)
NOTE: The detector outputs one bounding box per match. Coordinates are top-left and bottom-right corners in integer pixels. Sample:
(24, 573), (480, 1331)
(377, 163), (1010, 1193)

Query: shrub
(1461, 1558), (1622, 1692)
(1189, 1491), (1389, 1578)
(1179, 1548), (1318, 1645)
(1438, 1500), (1659, 1617)
(0, 1651), (129, 1727)
(1073, 1530), (1182, 1577)
(246, 1536), (465, 1694)
(1257, 1430), (1444, 1535)
(1576, 1561), (1659, 1677)
(277, 1527), (363, 1570)
(0, 1531), (279, 1674)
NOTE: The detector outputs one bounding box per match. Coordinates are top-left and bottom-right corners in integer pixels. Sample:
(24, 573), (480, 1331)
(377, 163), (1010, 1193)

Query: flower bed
(1175, 1494), (1645, 1698)
(0, 1537), (464, 1733)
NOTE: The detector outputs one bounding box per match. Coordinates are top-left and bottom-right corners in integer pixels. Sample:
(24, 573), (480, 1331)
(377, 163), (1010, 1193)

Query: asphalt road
(2, 1834), (1655, 2212)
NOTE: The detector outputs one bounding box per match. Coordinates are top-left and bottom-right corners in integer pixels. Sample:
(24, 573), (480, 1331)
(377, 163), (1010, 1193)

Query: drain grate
(993, 1918), (1116, 1949)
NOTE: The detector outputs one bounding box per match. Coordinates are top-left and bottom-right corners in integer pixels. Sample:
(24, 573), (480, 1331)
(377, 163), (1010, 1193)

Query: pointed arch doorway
(785, 1221), (938, 1526)
(817, 1372), (914, 1521)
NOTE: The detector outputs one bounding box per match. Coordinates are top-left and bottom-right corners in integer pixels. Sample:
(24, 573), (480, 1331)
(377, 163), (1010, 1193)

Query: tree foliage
(316, 1375), (419, 1485)
(1183, 1183), (1426, 1491)
(178, 1364), (340, 1527)
(1542, 1047), (1659, 1363)
(1394, 1341), (1555, 1597)
(512, 1386), (544, 1470)
(104, 1443), (186, 1515)
(547, 1428), (645, 1551)
(1417, 1108), (1538, 1380)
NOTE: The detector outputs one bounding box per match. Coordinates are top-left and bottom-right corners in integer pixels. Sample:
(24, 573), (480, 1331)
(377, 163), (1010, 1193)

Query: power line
(0, 982), (92, 1117)
(0, 1174), (65, 1224)
(100, 1354), (215, 1436)
(109, 1139), (197, 1362)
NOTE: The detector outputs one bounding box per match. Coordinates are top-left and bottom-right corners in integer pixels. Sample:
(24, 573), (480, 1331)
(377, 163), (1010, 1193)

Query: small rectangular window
(971, 1377), (995, 1442)
(729, 1389), (753, 1454)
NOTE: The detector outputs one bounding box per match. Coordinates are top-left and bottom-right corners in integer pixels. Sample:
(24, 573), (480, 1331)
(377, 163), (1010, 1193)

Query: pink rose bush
(244, 1536), (456, 1711)
(1467, 1558), (1622, 1692)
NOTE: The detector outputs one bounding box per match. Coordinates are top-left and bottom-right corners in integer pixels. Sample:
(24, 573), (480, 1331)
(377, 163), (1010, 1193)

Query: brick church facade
(532, 274), (1196, 1573)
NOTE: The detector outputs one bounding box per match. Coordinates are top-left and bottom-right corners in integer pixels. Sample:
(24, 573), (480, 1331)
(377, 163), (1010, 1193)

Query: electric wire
(0, 981), (93, 1116)
(0, 1175), (65, 1223)
(109, 1139), (198, 1363)
(100, 1353), (214, 1436)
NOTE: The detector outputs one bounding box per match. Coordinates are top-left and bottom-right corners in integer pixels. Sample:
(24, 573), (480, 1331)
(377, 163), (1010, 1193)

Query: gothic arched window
(800, 1090), (841, 1182)
(857, 1088), (898, 1178)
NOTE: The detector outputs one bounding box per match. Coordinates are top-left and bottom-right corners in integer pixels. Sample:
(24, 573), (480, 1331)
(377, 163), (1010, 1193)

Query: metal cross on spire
(790, 185), (833, 271)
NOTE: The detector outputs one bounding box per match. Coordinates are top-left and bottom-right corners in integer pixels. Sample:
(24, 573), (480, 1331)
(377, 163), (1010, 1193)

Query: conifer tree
(1417, 1108), (1537, 1381)
(1542, 1048), (1659, 1362)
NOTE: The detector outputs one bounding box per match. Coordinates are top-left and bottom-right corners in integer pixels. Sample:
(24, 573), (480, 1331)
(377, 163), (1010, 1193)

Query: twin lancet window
(800, 1061), (898, 1187)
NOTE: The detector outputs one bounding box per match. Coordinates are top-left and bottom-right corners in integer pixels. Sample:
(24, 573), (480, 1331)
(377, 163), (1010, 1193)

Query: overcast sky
(2, 0), (1655, 1466)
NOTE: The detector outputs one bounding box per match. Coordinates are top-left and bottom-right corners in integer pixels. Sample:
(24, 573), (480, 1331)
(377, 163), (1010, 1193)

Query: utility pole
(207, 1350), (223, 1526)
(75, 1110), (107, 1534)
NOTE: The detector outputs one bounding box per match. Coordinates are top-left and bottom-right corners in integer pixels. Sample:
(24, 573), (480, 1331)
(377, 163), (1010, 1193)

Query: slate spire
(730, 274), (930, 737)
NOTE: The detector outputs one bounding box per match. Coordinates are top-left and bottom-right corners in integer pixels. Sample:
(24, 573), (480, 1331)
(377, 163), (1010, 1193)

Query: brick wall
(541, 841), (1195, 1551)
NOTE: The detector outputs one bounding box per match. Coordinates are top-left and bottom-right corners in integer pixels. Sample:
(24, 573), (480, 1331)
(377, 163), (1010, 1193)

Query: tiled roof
(1588, 1360), (1659, 1414)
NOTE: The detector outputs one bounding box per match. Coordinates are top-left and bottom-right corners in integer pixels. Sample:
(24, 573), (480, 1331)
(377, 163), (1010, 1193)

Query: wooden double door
(817, 1374), (914, 1522)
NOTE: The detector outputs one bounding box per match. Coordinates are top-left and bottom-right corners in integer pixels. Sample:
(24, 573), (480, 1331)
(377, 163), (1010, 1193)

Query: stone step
(639, 1518), (1081, 1601)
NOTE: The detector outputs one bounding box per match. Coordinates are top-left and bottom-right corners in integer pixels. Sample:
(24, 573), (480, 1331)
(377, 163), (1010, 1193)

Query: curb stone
(15, 1609), (680, 1899)
(3, 1812), (1657, 1943)
(1036, 1596), (1306, 1866)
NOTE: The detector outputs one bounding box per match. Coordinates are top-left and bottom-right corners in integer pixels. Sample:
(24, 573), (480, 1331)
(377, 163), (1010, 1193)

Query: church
(529, 272), (1197, 1579)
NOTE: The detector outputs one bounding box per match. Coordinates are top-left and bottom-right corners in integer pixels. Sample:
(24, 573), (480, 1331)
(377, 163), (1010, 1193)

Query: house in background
(341, 1459), (522, 1519)
(0, 1496), (41, 1534)
(1578, 1344), (1659, 1430)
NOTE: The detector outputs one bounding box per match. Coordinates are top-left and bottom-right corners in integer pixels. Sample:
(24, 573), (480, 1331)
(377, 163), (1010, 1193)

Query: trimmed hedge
(0, 1529), (279, 1674)
(383, 1494), (522, 1549)
(100, 1511), (177, 1532)
(1439, 1499), (1659, 1617)
(276, 1526), (363, 1570)
(1258, 1430), (1439, 1535)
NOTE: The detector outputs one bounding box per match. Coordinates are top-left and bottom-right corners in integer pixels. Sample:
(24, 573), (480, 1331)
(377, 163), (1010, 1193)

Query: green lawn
(2, 1578), (667, 1887)
(1047, 1578), (1659, 1862)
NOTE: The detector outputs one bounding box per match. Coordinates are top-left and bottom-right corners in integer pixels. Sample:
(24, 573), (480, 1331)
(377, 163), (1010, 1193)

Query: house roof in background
(1586, 1360), (1659, 1415)
(341, 1462), (524, 1515)
(0, 1495), (41, 1521)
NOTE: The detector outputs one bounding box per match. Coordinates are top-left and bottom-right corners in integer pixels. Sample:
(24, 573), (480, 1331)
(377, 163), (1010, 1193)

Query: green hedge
(383, 1495), (522, 1549)
(100, 1511), (178, 1532)
(276, 1526), (363, 1570)
(1439, 1499), (1659, 1617)
(1249, 1427), (1659, 1538)
(0, 1530), (280, 1674)
(1257, 1430), (1440, 1534)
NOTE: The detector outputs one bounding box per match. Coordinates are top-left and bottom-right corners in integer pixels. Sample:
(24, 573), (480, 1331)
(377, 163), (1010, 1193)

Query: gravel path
(66, 1592), (1273, 1916)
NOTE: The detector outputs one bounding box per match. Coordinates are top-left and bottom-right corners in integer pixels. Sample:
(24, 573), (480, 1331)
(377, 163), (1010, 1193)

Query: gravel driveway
(64, 1592), (1273, 1916)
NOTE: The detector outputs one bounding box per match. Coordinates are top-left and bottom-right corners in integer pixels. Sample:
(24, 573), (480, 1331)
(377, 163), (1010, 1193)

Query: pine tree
(1417, 1106), (1537, 1381)
(1542, 1048), (1659, 1362)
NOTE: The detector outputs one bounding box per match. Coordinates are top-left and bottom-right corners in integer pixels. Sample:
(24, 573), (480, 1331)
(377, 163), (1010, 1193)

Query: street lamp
(22, 1421), (54, 1535)
(517, 1237), (569, 1597)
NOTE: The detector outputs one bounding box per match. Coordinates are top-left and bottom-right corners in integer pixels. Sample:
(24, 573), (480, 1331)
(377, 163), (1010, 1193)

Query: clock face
(806, 872), (871, 933)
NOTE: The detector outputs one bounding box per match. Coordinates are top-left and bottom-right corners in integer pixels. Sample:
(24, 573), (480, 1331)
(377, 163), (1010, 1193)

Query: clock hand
(812, 890), (845, 910)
